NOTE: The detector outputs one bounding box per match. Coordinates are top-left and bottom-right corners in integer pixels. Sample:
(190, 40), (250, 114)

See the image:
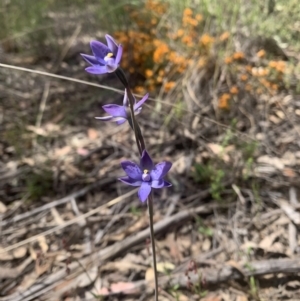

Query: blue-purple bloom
(119, 150), (172, 202)
(81, 34), (123, 74)
(95, 89), (149, 125)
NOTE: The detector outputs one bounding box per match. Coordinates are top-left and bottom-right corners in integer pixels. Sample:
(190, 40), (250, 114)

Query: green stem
(148, 193), (159, 301)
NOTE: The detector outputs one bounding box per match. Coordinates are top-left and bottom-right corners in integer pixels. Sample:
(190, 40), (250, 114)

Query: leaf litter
(1, 23), (300, 301)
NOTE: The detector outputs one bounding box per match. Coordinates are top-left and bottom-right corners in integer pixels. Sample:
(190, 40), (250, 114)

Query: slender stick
(147, 193), (159, 301)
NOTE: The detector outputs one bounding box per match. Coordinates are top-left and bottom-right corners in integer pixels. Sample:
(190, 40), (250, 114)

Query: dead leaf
(202, 238), (211, 251)
(257, 155), (284, 170)
(0, 201), (7, 213)
(145, 267), (155, 281)
(167, 233), (183, 262)
(55, 145), (71, 157)
(240, 241), (258, 251)
(156, 262), (175, 273)
(172, 154), (193, 174)
(283, 168), (297, 178)
(87, 128), (99, 140)
(98, 282), (137, 295)
(236, 295), (249, 301)
(38, 236), (49, 253)
(259, 229), (283, 250)
(207, 143), (231, 162)
(51, 207), (65, 225)
(77, 148), (89, 156)
(12, 246), (27, 259)
(202, 294), (222, 301)
(76, 266), (98, 287)
(277, 199), (300, 225)
(269, 115), (281, 124)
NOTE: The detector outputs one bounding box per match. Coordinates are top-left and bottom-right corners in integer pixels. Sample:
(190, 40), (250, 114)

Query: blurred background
(1, 0), (300, 300)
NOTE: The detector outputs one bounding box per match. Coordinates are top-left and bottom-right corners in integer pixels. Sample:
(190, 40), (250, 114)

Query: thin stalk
(115, 67), (158, 301)
(126, 88), (146, 151)
(147, 193), (159, 301)
(115, 68), (143, 155)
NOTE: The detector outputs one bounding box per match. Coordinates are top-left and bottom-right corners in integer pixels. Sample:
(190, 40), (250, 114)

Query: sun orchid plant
(81, 34), (172, 301)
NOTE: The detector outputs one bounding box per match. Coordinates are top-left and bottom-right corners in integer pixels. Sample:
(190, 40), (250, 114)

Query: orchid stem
(148, 193), (159, 301)
(116, 67), (158, 301)
(115, 68), (144, 154)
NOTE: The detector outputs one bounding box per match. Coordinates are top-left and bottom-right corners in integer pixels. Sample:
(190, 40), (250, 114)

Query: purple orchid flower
(95, 89), (149, 125)
(81, 34), (123, 74)
(119, 150), (172, 202)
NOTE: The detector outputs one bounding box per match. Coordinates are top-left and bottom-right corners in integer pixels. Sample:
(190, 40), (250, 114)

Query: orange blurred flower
(195, 14), (203, 21)
(182, 35), (193, 46)
(276, 61), (286, 73)
(252, 67), (269, 76)
(256, 49), (266, 58)
(183, 7), (193, 16)
(233, 52), (245, 60)
(177, 29), (184, 37)
(218, 93), (231, 109)
(268, 60), (277, 68)
(220, 31), (230, 41)
(230, 86), (239, 94)
(164, 81), (176, 92)
(197, 57), (207, 68)
(134, 86), (146, 94)
(200, 34), (214, 46)
(145, 69), (153, 78)
(240, 74), (248, 81)
(225, 56), (233, 64)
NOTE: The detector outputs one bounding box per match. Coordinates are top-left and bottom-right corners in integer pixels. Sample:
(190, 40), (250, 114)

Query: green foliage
(129, 205), (142, 216)
(169, 284), (180, 301)
(26, 169), (53, 201)
(196, 217), (214, 237)
(194, 162), (225, 201)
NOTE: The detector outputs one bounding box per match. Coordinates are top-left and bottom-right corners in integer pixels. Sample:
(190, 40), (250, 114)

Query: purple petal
(120, 161), (142, 180)
(150, 161), (172, 180)
(90, 40), (110, 60)
(115, 45), (123, 65)
(151, 179), (164, 188)
(140, 150), (154, 170)
(151, 179), (172, 188)
(95, 116), (113, 121)
(102, 104), (127, 118)
(134, 93), (149, 111)
(119, 176), (142, 187)
(81, 54), (100, 66)
(116, 118), (127, 125)
(105, 34), (119, 57)
(85, 66), (107, 74)
(163, 180), (172, 187)
(106, 62), (118, 73)
(138, 182), (151, 202)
